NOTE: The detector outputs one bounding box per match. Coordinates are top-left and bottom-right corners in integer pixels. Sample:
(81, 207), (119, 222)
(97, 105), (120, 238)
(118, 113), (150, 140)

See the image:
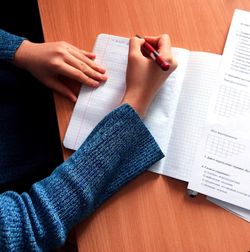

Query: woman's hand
(13, 40), (108, 102)
(121, 34), (177, 117)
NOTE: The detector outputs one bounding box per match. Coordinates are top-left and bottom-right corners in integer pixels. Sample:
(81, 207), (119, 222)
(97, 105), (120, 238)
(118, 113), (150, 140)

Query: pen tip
(136, 34), (143, 39)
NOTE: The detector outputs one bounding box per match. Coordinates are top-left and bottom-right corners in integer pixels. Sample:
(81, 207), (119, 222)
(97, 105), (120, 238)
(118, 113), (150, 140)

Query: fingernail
(70, 95), (77, 103)
(97, 65), (106, 72)
(101, 74), (108, 81)
(92, 81), (100, 88)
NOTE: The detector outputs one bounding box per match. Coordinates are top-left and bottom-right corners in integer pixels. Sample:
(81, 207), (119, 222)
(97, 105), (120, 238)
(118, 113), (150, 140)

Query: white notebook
(63, 33), (221, 182)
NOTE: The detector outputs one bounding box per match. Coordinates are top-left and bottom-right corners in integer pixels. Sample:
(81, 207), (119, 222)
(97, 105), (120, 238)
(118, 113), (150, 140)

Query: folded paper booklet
(64, 9), (250, 212)
(63, 34), (221, 182)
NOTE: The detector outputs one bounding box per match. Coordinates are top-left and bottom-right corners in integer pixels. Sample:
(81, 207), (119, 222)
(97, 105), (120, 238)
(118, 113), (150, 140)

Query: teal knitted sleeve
(0, 104), (164, 251)
(0, 29), (25, 61)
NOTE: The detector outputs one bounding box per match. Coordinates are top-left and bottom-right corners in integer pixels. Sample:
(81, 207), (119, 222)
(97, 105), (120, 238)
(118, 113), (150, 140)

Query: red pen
(136, 34), (170, 71)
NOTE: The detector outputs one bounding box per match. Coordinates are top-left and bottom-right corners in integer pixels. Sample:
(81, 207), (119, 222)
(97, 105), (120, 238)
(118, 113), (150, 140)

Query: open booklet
(63, 33), (221, 182)
(63, 8), (250, 219)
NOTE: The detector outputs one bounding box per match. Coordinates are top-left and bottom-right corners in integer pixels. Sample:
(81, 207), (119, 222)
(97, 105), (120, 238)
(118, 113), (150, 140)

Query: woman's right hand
(121, 34), (177, 117)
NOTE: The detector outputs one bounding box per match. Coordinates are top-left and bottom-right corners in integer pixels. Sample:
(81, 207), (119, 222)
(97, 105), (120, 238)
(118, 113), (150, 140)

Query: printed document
(188, 9), (250, 210)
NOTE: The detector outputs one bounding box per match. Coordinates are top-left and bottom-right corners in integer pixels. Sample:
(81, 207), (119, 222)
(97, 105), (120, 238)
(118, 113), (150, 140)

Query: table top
(38, 0), (250, 251)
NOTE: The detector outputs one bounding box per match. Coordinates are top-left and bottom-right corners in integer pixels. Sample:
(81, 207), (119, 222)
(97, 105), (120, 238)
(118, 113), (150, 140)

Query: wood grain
(38, 0), (250, 251)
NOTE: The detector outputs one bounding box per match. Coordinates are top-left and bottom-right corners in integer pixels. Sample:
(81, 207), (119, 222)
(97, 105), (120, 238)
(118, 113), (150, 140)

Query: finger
(63, 42), (106, 72)
(64, 42), (85, 53)
(129, 36), (146, 56)
(78, 55), (106, 74)
(66, 48), (106, 73)
(64, 53), (108, 82)
(143, 35), (159, 44)
(45, 77), (77, 102)
(57, 62), (101, 87)
(81, 54), (106, 74)
(81, 50), (96, 59)
(145, 34), (171, 58)
(64, 42), (96, 60)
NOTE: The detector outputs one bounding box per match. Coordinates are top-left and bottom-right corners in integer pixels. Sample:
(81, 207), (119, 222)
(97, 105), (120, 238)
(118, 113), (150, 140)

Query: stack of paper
(188, 9), (250, 221)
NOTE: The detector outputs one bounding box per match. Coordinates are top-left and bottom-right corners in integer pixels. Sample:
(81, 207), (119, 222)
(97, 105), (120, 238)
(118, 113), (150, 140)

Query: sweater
(0, 29), (164, 251)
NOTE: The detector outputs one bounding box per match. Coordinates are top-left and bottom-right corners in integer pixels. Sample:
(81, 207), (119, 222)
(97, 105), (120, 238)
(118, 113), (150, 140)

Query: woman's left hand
(14, 40), (108, 102)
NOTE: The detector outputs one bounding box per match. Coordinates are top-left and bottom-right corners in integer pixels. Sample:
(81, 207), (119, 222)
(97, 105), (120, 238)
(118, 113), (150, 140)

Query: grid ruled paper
(63, 34), (221, 182)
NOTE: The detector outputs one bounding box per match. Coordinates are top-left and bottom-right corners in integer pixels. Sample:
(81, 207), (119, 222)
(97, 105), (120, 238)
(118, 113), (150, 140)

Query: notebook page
(63, 34), (190, 175)
(148, 48), (190, 174)
(163, 52), (221, 181)
(63, 34), (128, 150)
(188, 9), (250, 210)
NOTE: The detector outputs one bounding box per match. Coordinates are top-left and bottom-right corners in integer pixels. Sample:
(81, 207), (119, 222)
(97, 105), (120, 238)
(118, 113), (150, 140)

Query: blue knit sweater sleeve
(0, 104), (164, 251)
(0, 29), (25, 61)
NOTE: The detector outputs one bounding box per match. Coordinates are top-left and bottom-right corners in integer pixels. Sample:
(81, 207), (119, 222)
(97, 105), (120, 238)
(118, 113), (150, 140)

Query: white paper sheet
(208, 197), (250, 222)
(188, 9), (250, 210)
(163, 52), (221, 181)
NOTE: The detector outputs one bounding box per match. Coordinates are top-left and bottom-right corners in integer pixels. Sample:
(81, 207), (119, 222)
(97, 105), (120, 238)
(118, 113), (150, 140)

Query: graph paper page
(63, 34), (190, 177)
(162, 52), (221, 181)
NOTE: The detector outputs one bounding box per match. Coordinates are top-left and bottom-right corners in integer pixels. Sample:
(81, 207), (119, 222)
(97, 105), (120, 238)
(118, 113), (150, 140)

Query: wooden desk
(38, 0), (250, 251)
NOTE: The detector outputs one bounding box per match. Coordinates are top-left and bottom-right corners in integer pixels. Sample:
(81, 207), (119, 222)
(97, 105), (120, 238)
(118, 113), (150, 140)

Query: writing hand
(121, 34), (177, 117)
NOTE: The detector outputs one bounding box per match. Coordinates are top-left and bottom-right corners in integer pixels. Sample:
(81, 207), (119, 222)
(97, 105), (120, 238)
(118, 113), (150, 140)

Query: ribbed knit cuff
(53, 105), (164, 218)
(24, 104), (164, 249)
(0, 29), (25, 61)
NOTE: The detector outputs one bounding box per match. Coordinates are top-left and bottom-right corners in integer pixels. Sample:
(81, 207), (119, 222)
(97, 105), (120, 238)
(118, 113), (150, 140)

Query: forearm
(0, 104), (164, 251)
(0, 29), (25, 61)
